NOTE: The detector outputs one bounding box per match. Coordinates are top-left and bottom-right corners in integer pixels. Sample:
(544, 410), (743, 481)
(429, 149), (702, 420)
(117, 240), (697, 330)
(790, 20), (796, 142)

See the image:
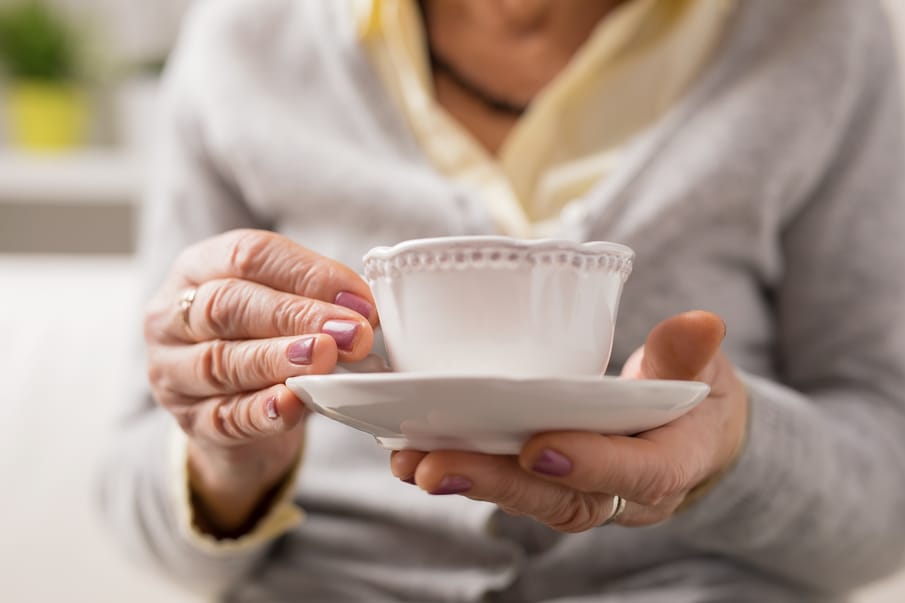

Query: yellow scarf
(356, 0), (734, 237)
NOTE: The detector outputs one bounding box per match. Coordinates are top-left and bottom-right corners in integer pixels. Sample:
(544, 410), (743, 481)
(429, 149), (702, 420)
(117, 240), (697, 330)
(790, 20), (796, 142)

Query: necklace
(417, 0), (530, 118)
(428, 48), (530, 117)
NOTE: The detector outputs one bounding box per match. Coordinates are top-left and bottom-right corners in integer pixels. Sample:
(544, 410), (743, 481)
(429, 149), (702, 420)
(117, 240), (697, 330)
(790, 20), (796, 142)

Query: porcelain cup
(363, 236), (634, 377)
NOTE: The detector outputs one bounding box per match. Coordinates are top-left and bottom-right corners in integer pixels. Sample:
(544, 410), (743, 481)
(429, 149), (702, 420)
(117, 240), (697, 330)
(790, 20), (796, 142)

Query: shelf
(0, 148), (140, 205)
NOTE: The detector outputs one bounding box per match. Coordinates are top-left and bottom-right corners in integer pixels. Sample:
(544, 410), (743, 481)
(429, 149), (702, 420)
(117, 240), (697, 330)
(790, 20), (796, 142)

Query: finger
(413, 451), (619, 533)
(177, 384), (309, 446)
(174, 229), (377, 322)
(518, 431), (709, 508)
(167, 278), (374, 355)
(149, 333), (339, 398)
(639, 311), (725, 381)
(390, 450), (427, 482)
(619, 345), (644, 378)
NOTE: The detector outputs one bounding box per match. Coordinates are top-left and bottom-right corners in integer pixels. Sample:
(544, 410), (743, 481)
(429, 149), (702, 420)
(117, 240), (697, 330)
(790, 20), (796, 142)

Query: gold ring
(179, 287), (198, 338)
(599, 494), (626, 527)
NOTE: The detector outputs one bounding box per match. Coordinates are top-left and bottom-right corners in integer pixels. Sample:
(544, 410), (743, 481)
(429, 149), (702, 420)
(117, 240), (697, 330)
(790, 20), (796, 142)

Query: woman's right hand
(143, 229), (378, 536)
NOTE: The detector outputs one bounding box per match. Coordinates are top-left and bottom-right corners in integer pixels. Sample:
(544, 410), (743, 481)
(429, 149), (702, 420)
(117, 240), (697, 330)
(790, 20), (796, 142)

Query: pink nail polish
(431, 475), (472, 495)
(287, 336), (315, 365)
(532, 449), (572, 477)
(335, 291), (374, 320)
(322, 320), (359, 351)
(265, 396), (279, 420)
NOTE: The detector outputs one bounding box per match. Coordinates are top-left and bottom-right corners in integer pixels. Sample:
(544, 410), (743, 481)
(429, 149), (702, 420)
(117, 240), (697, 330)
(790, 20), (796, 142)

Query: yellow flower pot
(4, 80), (88, 151)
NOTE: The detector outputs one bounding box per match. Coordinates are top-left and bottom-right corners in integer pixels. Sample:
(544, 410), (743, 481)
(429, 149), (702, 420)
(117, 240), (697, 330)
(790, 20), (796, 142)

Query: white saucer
(286, 373), (709, 454)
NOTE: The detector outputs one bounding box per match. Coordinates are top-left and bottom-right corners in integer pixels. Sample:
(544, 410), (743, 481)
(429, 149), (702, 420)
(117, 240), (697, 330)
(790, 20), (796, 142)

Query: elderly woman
(102, 0), (905, 601)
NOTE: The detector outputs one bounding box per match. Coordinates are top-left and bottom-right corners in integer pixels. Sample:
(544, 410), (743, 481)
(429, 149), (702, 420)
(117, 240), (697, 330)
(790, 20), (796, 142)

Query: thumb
(638, 311), (726, 381)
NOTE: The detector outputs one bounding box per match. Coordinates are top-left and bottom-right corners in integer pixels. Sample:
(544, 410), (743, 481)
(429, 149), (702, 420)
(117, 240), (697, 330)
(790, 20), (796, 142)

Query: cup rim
(363, 236), (634, 263)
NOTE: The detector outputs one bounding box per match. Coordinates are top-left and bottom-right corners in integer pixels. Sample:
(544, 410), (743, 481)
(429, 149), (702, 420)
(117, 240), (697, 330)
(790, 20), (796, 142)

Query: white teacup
(363, 236), (634, 377)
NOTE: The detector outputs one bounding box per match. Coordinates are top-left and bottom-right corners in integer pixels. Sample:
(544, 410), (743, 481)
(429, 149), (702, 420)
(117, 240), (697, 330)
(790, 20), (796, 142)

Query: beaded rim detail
(363, 237), (634, 282)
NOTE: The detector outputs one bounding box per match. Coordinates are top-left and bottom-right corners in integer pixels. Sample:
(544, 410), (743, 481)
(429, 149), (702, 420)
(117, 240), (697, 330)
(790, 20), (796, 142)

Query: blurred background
(0, 0), (187, 254)
(0, 1), (904, 601)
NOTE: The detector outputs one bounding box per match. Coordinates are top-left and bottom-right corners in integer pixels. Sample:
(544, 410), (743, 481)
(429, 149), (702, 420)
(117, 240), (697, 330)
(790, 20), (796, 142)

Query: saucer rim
(288, 373), (711, 453)
(288, 372), (708, 390)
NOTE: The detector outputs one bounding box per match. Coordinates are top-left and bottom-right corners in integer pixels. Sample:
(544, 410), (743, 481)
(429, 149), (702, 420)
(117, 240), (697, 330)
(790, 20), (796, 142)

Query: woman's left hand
(390, 311), (749, 530)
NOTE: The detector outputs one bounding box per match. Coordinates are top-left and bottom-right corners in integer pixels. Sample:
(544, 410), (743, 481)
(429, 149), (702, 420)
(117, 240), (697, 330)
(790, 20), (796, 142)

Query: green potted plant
(0, 0), (88, 150)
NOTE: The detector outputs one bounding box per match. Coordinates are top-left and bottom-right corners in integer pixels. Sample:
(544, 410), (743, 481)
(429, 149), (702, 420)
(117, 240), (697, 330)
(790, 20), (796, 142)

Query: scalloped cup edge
(364, 236), (634, 261)
(363, 237), (635, 283)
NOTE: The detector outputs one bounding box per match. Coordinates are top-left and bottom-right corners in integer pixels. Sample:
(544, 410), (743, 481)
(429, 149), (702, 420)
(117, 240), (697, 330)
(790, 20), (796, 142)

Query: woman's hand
(144, 229), (378, 535)
(390, 311), (749, 530)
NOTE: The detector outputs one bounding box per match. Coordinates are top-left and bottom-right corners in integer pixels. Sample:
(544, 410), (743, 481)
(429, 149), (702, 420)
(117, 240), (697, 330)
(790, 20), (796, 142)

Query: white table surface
(0, 255), (197, 603)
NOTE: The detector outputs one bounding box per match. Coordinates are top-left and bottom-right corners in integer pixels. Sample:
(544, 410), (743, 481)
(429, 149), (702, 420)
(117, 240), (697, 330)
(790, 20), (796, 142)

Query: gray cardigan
(100, 0), (905, 601)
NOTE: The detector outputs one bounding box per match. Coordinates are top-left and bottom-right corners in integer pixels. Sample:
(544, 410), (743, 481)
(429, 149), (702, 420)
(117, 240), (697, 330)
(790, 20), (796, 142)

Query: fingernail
(322, 320), (359, 351)
(431, 475), (472, 495)
(335, 292), (374, 320)
(722, 319), (728, 339)
(265, 396), (280, 420)
(287, 336), (315, 365)
(532, 449), (572, 477)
